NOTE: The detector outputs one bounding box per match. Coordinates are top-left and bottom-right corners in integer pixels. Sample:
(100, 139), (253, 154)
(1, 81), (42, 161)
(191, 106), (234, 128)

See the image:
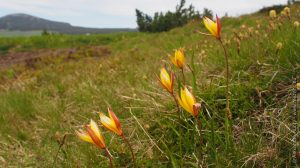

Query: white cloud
(0, 0), (287, 27)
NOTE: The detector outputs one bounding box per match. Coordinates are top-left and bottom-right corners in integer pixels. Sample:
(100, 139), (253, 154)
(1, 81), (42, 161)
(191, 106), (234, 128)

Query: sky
(0, 0), (287, 28)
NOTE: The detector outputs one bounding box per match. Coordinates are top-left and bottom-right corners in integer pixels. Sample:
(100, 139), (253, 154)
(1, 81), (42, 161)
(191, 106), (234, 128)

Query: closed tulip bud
(276, 42), (283, 50)
(269, 10), (277, 18)
(158, 68), (174, 94)
(76, 119), (106, 149)
(170, 48), (185, 69)
(294, 21), (299, 28)
(177, 87), (201, 117)
(203, 15), (221, 39)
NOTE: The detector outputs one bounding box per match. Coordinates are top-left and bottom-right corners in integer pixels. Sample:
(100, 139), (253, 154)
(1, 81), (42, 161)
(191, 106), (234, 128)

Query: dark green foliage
(258, 5), (286, 13)
(203, 8), (213, 19)
(135, 0), (201, 32)
(41, 29), (50, 36)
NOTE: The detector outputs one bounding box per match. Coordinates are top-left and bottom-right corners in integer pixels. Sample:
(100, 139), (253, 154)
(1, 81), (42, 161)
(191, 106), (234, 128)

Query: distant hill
(0, 13), (136, 34)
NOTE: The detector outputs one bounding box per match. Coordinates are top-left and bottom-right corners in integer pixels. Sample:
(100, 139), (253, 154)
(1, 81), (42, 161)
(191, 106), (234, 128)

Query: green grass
(0, 30), (43, 37)
(0, 4), (299, 167)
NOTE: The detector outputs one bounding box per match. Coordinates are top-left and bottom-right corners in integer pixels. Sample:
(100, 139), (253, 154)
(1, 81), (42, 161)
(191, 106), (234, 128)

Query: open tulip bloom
(76, 119), (106, 149)
(76, 119), (113, 167)
(203, 15), (221, 39)
(99, 108), (123, 136)
(177, 87), (201, 117)
(203, 14), (231, 119)
(99, 108), (136, 168)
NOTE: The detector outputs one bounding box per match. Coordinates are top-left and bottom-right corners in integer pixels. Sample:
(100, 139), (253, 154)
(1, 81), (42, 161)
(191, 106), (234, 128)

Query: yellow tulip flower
(76, 119), (106, 149)
(294, 21), (299, 28)
(276, 42), (283, 50)
(297, 83), (300, 91)
(177, 87), (201, 117)
(203, 15), (221, 39)
(283, 7), (290, 16)
(269, 10), (277, 18)
(170, 48), (185, 69)
(99, 108), (123, 136)
(158, 68), (174, 94)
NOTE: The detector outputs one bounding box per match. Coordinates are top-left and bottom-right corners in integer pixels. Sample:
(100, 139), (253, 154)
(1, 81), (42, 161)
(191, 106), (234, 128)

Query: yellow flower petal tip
(99, 108), (123, 136)
(203, 15), (221, 39)
(177, 86), (201, 117)
(76, 119), (106, 149)
(158, 67), (174, 94)
(170, 48), (185, 69)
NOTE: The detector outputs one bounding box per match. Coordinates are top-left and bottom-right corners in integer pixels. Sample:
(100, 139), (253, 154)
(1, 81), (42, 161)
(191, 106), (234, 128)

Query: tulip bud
(269, 10), (277, 18)
(294, 21), (299, 28)
(276, 42), (283, 50)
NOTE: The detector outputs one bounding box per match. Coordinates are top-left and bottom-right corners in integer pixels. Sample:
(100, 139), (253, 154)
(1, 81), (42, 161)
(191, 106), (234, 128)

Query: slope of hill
(0, 13), (136, 34)
(0, 4), (299, 168)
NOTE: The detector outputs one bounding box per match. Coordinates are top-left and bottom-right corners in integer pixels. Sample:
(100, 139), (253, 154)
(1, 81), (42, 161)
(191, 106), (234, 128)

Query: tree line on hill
(135, 0), (213, 32)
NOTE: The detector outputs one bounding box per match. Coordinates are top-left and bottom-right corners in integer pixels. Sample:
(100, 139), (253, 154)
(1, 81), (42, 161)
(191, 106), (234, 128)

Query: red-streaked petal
(108, 108), (122, 133)
(86, 125), (105, 149)
(193, 103), (201, 117)
(76, 129), (94, 144)
(216, 15), (221, 38)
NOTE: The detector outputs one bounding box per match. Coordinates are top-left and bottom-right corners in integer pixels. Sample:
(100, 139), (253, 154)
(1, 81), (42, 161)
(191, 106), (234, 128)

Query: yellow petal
(160, 68), (172, 91)
(175, 49), (185, 67)
(170, 56), (177, 67)
(184, 87), (196, 109)
(76, 130), (94, 144)
(180, 88), (193, 114)
(99, 113), (119, 135)
(89, 119), (105, 145)
(203, 17), (218, 37)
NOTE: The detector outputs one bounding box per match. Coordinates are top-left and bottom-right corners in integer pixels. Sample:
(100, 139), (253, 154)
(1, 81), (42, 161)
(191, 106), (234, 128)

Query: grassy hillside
(0, 4), (299, 168)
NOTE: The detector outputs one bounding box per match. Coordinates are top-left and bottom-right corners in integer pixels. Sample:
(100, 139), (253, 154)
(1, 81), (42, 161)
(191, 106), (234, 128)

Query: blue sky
(0, 0), (287, 28)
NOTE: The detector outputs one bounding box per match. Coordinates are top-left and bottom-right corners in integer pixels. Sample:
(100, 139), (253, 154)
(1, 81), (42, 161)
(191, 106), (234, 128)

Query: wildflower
(269, 10), (277, 18)
(294, 21), (299, 28)
(240, 24), (247, 29)
(170, 48), (185, 69)
(76, 119), (106, 149)
(282, 7), (290, 16)
(99, 108), (123, 136)
(99, 108), (137, 168)
(203, 15), (221, 39)
(297, 83), (300, 90)
(276, 42), (283, 50)
(177, 87), (201, 117)
(158, 67), (174, 94)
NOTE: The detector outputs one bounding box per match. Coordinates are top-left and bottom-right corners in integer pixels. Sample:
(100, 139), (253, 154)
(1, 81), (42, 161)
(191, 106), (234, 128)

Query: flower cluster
(158, 47), (201, 118)
(76, 108), (135, 167)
